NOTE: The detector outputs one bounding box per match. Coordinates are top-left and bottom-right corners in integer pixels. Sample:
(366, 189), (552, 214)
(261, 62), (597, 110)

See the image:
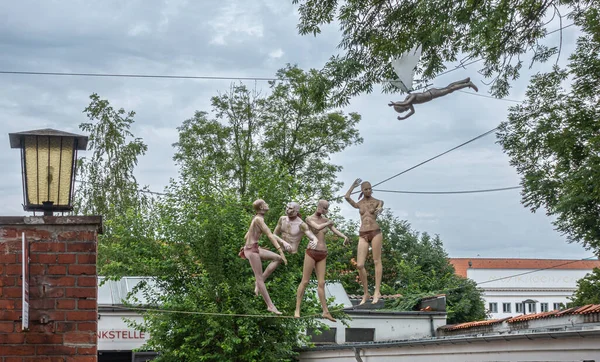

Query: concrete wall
(317, 311), (446, 344)
(299, 329), (600, 361)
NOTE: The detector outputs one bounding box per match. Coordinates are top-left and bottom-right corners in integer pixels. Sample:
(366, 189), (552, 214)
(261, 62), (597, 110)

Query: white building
(98, 277), (157, 362)
(449, 258), (600, 319)
(299, 304), (600, 361)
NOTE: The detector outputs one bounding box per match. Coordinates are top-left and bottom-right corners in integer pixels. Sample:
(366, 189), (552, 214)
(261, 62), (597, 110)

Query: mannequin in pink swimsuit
(295, 200), (349, 321)
(240, 199), (291, 314)
(345, 179), (384, 305)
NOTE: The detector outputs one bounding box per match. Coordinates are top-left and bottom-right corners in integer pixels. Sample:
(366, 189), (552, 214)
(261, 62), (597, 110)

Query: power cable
(75, 180), (522, 198)
(457, 90), (523, 103)
(390, 22), (575, 83)
(476, 256), (599, 286)
(370, 126), (499, 189)
(105, 303), (347, 319)
(0, 24), (575, 84)
(102, 256), (598, 318)
(0, 70), (278, 82)
(373, 186), (521, 195)
(387, 255), (598, 308)
(75, 179), (168, 196)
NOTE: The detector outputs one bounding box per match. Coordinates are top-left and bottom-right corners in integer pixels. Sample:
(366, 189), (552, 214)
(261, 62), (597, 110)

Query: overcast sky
(0, 1), (592, 260)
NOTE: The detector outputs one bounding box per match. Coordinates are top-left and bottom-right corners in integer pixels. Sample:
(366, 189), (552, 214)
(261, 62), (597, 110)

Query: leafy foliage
(102, 66), (361, 360)
(83, 62), (489, 360)
(570, 267), (600, 306)
(497, 7), (600, 253)
(292, 0), (589, 104)
(74, 93), (152, 273)
(125, 188), (325, 361)
(327, 210), (487, 324)
(173, 65), (362, 207)
(76, 93), (149, 218)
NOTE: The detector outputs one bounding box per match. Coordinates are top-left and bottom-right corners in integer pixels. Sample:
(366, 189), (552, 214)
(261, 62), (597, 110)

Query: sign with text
(22, 232), (29, 330)
(98, 315), (149, 350)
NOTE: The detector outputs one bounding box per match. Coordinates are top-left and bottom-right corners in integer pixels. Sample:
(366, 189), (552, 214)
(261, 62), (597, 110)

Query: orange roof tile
(449, 258), (600, 277)
(507, 304), (600, 323)
(441, 318), (510, 331)
(443, 304), (600, 330)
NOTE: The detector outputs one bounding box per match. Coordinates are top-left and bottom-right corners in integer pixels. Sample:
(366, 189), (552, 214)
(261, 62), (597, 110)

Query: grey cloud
(0, 1), (591, 260)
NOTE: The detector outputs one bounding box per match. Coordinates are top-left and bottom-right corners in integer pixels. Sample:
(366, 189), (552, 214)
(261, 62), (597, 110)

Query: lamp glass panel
(23, 135), (74, 206)
(57, 137), (74, 205)
(24, 136), (39, 205)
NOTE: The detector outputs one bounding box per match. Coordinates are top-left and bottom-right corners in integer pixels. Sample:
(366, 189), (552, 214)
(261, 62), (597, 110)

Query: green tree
(326, 211), (487, 324)
(292, 0), (588, 104)
(497, 8), (600, 252)
(570, 268), (600, 306)
(108, 66), (361, 361)
(75, 93), (153, 274)
(263, 65), (362, 200)
(126, 186), (322, 361)
(173, 65), (362, 207)
(76, 93), (149, 218)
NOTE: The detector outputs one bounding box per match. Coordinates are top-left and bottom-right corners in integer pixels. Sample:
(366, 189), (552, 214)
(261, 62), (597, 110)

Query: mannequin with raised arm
(345, 179), (384, 304)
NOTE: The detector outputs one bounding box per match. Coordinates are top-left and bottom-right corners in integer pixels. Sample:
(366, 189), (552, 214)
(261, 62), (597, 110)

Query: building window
(345, 328), (375, 343)
(516, 303), (524, 313)
(553, 303), (563, 310)
(527, 302), (536, 313)
(308, 328), (337, 344)
(540, 303), (549, 312)
(488, 302), (498, 313)
(502, 303), (511, 313)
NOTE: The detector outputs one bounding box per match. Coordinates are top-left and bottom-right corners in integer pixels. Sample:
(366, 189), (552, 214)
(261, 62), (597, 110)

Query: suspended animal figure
(388, 46), (479, 120)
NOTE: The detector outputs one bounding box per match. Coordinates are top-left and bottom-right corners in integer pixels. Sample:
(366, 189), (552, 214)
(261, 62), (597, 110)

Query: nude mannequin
(240, 199), (292, 314)
(295, 200), (349, 322)
(388, 77), (479, 120)
(345, 179), (384, 305)
(274, 202), (318, 254)
(252, 202), (317, 295)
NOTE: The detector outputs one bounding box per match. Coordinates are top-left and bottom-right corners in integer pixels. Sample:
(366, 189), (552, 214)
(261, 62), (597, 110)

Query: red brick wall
(0, 216), (102, 362)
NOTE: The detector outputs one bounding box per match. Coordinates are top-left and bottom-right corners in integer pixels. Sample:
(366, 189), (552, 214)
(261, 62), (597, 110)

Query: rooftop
(441, 304), (600, 331)
(449, 258), (600, 277)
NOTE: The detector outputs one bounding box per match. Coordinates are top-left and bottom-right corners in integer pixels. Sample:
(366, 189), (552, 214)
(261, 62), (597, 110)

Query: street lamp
(9, 128), (88, 216)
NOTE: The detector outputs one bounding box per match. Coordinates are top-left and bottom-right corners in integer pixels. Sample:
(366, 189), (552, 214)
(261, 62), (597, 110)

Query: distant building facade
(300, 304), (600, 361)
(449, 258), (600, 319)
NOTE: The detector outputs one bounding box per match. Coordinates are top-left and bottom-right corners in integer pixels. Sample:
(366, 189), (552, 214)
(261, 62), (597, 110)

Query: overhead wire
(106, 304), (340, 319)
(77, 179), (523, 198)
(0, 24), (576, 84)
(0, 70), (279, 82)
(369, 126), (499, 189)
(475, 256), (599, 286)
(373, 186), (521, 195)
(101, 255), (598, 318)
(388, 255), (599, 309)
(456, 90), (523, 103)
(434, 22), (575, 80)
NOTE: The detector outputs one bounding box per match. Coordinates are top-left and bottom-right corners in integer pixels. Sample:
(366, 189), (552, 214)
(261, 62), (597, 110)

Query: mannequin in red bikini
(295, 200), (349, 321)
(345, 179), (384, 305)
(240, 199), (291, 314)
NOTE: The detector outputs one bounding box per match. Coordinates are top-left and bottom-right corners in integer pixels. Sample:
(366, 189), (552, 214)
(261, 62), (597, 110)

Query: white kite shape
(390, 46), (422, 93)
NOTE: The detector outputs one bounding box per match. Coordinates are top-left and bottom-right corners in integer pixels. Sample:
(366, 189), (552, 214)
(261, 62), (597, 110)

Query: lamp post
(9, 129), (88, 216)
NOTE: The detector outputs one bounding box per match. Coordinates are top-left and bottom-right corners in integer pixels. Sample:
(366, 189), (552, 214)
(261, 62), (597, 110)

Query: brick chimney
(1, 216), (102, 361)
